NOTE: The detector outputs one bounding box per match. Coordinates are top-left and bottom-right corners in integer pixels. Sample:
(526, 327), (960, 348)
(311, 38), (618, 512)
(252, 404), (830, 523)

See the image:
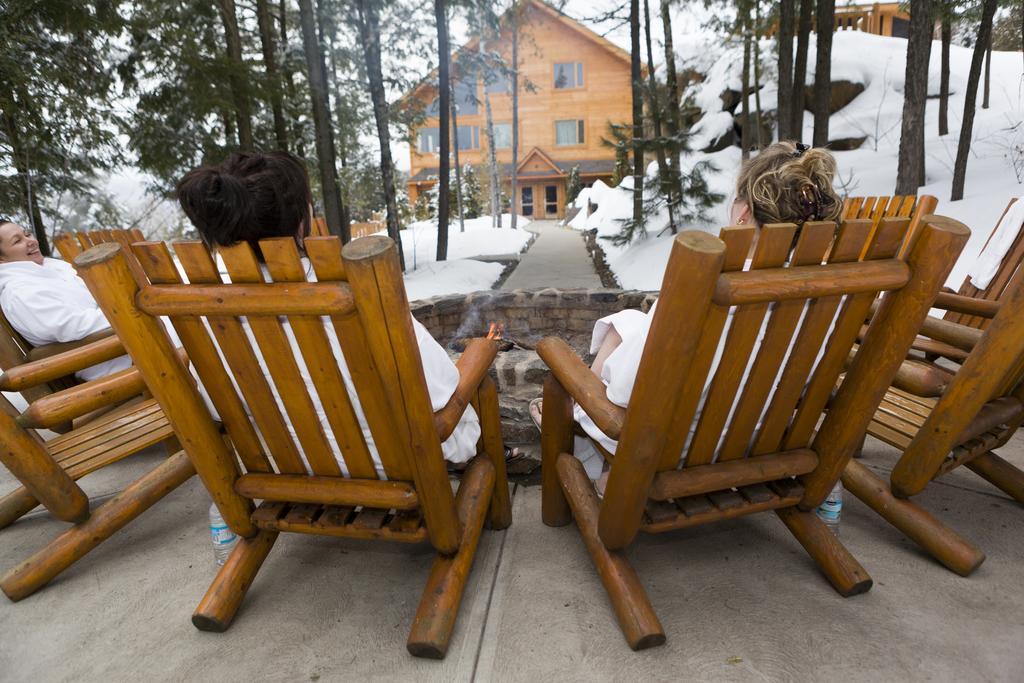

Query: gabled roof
(402, 0), (635, 106)
(516, 147), (563, 176)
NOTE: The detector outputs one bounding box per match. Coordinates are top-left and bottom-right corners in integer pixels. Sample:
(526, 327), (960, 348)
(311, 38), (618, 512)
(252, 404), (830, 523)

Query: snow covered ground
(395, 214), (533, 299)
(571, 31), (1024, 292)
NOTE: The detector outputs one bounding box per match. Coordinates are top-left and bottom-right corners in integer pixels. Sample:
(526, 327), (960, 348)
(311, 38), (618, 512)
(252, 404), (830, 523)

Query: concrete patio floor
(2, 433), (1024, 681)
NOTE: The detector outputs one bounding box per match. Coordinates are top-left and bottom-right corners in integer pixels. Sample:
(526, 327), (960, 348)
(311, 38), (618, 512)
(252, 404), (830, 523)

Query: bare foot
(528, 398), (543, 429)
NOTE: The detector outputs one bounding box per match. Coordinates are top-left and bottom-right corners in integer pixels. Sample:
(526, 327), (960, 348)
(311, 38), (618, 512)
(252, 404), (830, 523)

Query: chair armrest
(434, 338), (499, 441)
(536, 337), (624, 441)
(0, 334), (125, 391)
(891, 360), (954, 398)
(917, 315), (982, 352)
(16, 366), (148, 429)
(933, 292), (999, 319)
(26, 329), (117, 361)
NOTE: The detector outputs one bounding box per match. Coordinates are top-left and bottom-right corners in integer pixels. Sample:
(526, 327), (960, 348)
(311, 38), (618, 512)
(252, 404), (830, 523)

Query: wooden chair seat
(46, 398), (173, 480)
(641, 477), (805, 533)
(251, 501), (428, 543)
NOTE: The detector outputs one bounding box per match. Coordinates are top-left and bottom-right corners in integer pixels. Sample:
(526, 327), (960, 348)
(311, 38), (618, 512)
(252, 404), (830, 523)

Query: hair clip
(792, 142), (810, 158)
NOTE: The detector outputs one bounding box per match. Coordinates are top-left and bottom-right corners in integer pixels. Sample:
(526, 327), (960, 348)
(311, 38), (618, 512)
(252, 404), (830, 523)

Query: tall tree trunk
(741, 8), (751, 159)
(792, 0), (813, 141)
(660, 0), (684, 227)
(479, 38), (500, 227)
(256, 0), (289, 151)
(630, 0), (644, 227)
(451, 83), (465, 233)
(778, 0), (795, 141)
(753, 0), (764, 150)
(1, 108), (51, 257)
(939, 15), (950, 136)
(355, 0), (405, 268)
(982, 34), (991, 109)
(644, 0), (675, 233)
(895, 0), (933, 195)
(435, 0), (451, 261)
(484, 89), (500, 226)
(298, 0), (347, 241)
(951, 0), (998, 201)
(319, 7), (352, 237)
(217, 0), (254, 150)
(812, 0), (835, 148)
(510, 5), (520, 232)
(278, 0), (305, 157)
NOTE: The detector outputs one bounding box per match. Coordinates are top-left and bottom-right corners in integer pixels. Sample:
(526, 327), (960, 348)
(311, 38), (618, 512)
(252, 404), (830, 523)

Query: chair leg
(192, 529), (279, 632)
(776, 505), (873, 597)
(541, 376), (573, 527)
(0, 488), (39, 531)
(1, 450), (195, 601)
(408, 456), (495, 659)
(477, 376), (512, 530)
(843, 459), (985, 576)
(965, 451), (1024, 505)
(556, 454), (665, 651)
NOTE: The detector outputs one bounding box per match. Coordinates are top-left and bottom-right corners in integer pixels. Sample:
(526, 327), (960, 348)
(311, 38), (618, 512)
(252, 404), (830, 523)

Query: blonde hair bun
(736, 141), (843, 227)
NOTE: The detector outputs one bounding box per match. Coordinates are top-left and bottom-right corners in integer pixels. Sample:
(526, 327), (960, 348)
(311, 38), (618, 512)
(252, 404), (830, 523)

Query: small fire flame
(486, 322), (505, 340)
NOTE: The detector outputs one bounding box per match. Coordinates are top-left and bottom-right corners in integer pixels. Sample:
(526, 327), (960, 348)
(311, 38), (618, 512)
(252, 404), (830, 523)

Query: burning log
(449, 322), (515, 353)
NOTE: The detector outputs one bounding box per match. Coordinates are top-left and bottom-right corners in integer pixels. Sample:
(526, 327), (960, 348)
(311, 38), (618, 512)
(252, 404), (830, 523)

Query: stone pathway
(501, 219), (602, 290)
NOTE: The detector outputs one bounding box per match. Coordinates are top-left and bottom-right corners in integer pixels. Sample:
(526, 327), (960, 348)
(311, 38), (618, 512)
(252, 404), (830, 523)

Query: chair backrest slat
(174, 241), (308, 475)
(683, 224), (796, 467)
(847, 196), (864, 219)
(656, 227), (755, 470)
(217, 242), (343, 477)
(304, 238), (415, 481)
(131, 242), (272, 473)
(751, 220), (872, 454)
(717, 222), (837, 462)
(783, 217), (909, 448)
(858, 197), (877, 219)
(260, 238), (379, 479)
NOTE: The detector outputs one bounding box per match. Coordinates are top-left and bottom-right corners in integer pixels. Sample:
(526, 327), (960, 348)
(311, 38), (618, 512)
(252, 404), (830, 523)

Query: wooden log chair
(851, 246), (1024, 576)
(0, 226), (192, 599)
(72, 234), (512, 659)
(537, 215), (968, 650)
(842, 194), (939, 257)
(939, 198), (1020, 331)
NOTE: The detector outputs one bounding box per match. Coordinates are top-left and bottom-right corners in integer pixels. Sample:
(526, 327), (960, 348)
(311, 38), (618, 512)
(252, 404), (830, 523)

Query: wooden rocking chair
(851, 247), (1024, 575)
(72, 234), (512, 659)
(538, 215), (967, 650)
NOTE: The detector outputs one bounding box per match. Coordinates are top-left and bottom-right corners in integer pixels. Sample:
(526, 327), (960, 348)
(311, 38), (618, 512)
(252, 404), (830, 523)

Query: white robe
(0, 257), (131, 381)
(198, 258), (480, 476)
(573, 291), (828, 480)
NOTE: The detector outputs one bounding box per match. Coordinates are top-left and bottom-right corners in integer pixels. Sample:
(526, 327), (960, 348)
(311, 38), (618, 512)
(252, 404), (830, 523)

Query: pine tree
(952, 0), (998, 201)
(461, 164), (483, 219)
(434, 0), (451, 260)
(812, 0), (835, 147)
(565, 165), (583, 206)
(895, 0), (933, 194)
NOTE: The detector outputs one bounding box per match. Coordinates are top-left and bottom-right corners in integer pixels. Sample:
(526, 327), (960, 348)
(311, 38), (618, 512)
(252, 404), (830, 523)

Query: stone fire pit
(410, 288), (657, 446)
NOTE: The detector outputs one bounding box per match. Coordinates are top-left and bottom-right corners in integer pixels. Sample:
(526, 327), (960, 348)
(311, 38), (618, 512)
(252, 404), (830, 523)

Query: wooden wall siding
(407, 0), (633, 210)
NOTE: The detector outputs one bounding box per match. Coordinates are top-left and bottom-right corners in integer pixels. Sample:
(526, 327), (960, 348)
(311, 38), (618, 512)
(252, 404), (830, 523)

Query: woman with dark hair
(176, 151), (481, 474)
(0, 219), (130, 380)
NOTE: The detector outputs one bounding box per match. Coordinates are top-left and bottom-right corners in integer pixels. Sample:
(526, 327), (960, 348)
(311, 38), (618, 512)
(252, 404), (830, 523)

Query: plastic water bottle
(209, 502), (239, 566)
(816, 481), (843, 537)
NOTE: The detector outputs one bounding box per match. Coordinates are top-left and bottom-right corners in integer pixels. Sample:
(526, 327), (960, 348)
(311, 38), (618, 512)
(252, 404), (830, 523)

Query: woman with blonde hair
(531, 141), (845, 486)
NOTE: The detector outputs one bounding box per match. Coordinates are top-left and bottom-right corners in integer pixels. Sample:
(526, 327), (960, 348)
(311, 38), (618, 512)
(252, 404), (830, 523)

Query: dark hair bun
(175, 151), (313, 252)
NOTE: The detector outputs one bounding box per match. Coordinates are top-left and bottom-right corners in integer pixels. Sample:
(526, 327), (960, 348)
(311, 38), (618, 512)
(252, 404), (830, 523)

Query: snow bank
(396, 213), (532, 298)
(398, 213), (532, 269)
(584, 30), (1024, 291)
(404, 260), (506, 301)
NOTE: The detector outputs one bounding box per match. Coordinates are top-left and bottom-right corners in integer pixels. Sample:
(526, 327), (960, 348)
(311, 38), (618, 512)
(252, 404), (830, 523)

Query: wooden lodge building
(403, 0), (634, 220)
